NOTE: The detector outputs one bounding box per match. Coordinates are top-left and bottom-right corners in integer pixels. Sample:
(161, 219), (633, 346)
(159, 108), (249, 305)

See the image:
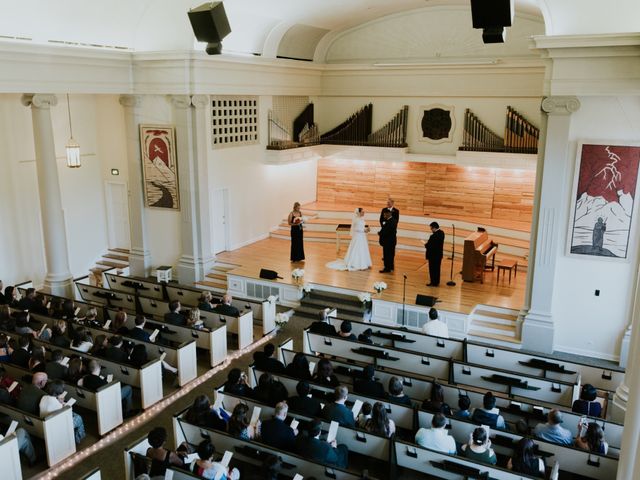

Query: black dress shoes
(379, 269), (391, 273)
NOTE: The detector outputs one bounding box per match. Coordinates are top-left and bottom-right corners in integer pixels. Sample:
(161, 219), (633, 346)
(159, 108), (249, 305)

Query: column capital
(541, 96), (581, 115)
(119, 94), (143, 108)
(21, 94), (58, 109)
(191, 94), (209, 109)
(168, 95), (192, 109)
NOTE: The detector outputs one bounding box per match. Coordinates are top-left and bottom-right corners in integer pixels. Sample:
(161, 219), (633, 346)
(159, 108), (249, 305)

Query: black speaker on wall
(188, 2), (231, 55)
(470, 0), (513, 44)
(415, 294), (438, 307)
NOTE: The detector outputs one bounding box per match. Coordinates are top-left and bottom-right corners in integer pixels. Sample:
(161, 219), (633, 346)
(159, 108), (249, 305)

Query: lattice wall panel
(211, 96), (259, 148)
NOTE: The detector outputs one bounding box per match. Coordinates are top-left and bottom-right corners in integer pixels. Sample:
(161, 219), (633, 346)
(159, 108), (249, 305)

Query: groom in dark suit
(378, 210), (397, 273)
(425, 221), (445, 286)
(379, 198), (400, 227)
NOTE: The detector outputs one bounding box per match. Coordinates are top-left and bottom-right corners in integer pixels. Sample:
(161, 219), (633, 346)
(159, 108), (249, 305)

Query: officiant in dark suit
(379, 198), (399, 227)
(378, 210), (397, 273)
(425, 222), (445, 286)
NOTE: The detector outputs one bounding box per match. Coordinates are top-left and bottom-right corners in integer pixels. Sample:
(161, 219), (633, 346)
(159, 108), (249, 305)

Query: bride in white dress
(327, 208), (372, 271)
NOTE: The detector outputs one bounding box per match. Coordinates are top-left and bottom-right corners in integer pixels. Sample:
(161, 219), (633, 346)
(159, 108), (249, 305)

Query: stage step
(195, 280), (227, 291)
(111, 247), (130, 254)
(96, 260), (127, 268)
(307, 290), (363, 309)
(206, 273), (227, 281)
(467, 330), (522, 345)
(103, 252), (129, 262)
(301, 296), (366, 317)
(472, 308), (519, 326)
(468, 304), (520, 344)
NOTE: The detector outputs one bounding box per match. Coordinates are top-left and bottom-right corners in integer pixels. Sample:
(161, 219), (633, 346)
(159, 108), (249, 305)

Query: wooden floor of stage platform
(215, 237), (525, 316)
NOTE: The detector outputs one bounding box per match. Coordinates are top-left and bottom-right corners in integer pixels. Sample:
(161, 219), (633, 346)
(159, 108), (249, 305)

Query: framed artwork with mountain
(139, 125), (180, 210)
(568, 142), (640, 260)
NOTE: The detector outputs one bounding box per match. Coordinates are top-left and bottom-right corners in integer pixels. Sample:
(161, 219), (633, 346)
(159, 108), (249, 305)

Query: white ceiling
(0, 0), (544, 55)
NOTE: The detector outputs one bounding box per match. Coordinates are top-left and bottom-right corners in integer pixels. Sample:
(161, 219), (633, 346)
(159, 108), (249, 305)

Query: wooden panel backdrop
(317, 159), (534, 222)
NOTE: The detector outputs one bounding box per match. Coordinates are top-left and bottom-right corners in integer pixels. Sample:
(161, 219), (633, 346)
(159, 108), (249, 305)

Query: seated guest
(533, 409), (573, 446)
(454, 395), (472, 420)
(0, 281), (5, 304)
(507, 438), (545, 478)
(31, 293), (49, 315)
(296, 418), (348, 468)
(187, 308), (203, 328)
(15, 311), (51, 340)
(575, 422), (608, 454)
(129, 344), (149, 368)
(312, 358), (339, 387)
(0, 366), (18, 403)
(90, 334), (108, 357)
(198, 291), (219, 312)
(128, 315), (151, 342)
(357, 328), (373, 344)
(422, 382), (451, 415)
(254, 372), (288, 406)
(191, 439), (240, 480)
(422, 308), (449, 338)
(224, 368), (253, 397)
(261, 402), (297, 451)
(228, 403), (260, 440)
(50, 320), (71, 348)
(185, 394), (226, 430)
(254, 343), (285, 373)
(572, 384), (602, 418)
(214, 294), (240, 317)
(321, 385), (355, 428)
(70, 331), (93, 353)
(415, 413), (456, 454)
(61, 299), (78, 321)
(365, 401), (395, 438)
(461, 427), (497, 465)
(45, 349), (69, 380)
(356, 402), (372, 428)
(48, 299), (64, 319)
(16, 372), (48, 415)
(67, 357), (86, 384)
(28, 347), (46, 373)
(164, 301), (187, 326)
(471, 392), (505, 429)
(83, 307), (99, 324)
(112, 310), (130, 335)
(3, 286), (18, 308)
(105, 335), (129, 363)
(0, 333), (12, 362)
(0, 304), (13, 331)
(284, 352), (312, 380)
(0, 414), (37, 466)
(337, 320), (356, 341)
(40, 379), (86, 444)
(146, 427), (186, 477)
(288, 380), (322, 417)
(80, 359), (134, 416)
(354, 365), (385, 398)
(308, 309), (338, 336)
(386, 376), (413, 406)
(10, 334), (31, 368)
(17, 288), (37, 312)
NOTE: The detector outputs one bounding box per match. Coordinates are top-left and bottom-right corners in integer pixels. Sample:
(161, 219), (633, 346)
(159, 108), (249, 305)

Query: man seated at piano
(471, 392), (507, 430)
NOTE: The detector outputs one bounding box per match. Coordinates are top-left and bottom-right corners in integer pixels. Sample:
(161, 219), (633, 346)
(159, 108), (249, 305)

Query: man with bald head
(17, 372), (48, 415)
(214, 294), (240, 317)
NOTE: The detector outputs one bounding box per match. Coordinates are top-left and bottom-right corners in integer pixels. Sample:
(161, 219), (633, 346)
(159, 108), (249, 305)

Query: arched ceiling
(0, 0), (636, 60)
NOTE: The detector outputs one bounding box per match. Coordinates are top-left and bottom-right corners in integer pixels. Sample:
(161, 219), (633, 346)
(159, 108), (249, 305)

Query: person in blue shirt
(533, 409), (573, 446)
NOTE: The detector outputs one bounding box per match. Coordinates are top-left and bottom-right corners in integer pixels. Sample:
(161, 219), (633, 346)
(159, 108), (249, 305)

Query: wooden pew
(466, 341), (624, 393)
(326, 316), (465, 360)
(0, 433), (22, 480)
(395, 438), (544, 480)
(31, 312), (198, 387)
(173, 415), (369, 480)
(416, 410), (619, 479)
(0, 402), (75, 466)
(305, 329), (451, 382)
(74, 284), (138, 312)
(23, 336), (163, 409)
(80, 467), (102, 480)
(1, 362), (123, 436)
(451, 361), (579, 408)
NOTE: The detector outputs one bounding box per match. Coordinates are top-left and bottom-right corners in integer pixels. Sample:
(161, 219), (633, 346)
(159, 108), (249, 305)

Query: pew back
(0, 433), (22, 480)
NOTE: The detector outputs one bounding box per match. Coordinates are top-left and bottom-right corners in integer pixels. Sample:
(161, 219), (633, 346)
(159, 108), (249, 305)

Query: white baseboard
(231, 233), (270, 251)
(554, 344), (620, 363)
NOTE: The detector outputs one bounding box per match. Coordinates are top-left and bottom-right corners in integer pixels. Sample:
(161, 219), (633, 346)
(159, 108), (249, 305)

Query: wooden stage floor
(216, 237), (525, 315)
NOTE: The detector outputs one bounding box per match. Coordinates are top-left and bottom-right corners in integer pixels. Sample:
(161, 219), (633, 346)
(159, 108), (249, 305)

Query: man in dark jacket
(254, 343), (285, 373)
(308, 309), (338, 336)
(321, 385), (355, 428)
(16, 372), (47, 415)
(44, 350), (69, 380)
(10, 335), (32, 368)
(261, 402), (297, 451)
(104, 335), (129, 363)
(288, 380), (322, 417)
(128, 315), (152, 342)
(213, 295), (240, 317)
(425, 221), (445, 287)
(296, 419), (348, 468)
(164, 301), (187, 326)
(353, 365), (385, 398)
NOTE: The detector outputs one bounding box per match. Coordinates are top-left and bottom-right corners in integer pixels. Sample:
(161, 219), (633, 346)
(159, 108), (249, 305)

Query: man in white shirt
(423, 308), (449, 338)
(415, 413), (456, 454)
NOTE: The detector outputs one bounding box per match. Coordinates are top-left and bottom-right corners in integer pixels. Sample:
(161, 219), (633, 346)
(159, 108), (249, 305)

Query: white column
(21, 94), (74, 297)
(119, 94), (152, 277)
(521, 96), (580, 353)
(170, 94), (215, 284)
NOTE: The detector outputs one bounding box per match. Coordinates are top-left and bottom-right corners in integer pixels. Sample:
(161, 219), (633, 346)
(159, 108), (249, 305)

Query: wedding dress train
(326, 212), (372, 271)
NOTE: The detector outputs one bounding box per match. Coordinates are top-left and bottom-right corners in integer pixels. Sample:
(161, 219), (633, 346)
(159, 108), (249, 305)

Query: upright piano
(462, 230), (498, 283)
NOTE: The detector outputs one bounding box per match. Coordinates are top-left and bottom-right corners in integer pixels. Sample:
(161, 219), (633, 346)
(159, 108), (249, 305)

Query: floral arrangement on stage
(291, 268), (305, 279)
(275, 311), (292, 329)
(299, 283), (312, 296)
(267, 295), (278, 304)
(372, 281), (387, 294)
(357, 292), (372, 311)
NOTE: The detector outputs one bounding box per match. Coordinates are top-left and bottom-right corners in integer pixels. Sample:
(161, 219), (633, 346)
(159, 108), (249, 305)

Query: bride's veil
(350, 208), (360, 234)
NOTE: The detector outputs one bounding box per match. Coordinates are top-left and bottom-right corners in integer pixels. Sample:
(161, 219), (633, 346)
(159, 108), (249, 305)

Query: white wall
(552, 96), (640, 360)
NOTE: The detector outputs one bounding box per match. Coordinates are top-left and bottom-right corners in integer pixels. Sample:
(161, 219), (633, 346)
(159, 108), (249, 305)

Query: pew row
(81, 467), (102, 480)
(0, 362), (123, 436)
(0, 433), (22, 480)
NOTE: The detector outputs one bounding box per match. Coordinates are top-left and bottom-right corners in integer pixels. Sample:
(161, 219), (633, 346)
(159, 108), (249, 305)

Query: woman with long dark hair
(285, 352), (311, 379)
(228, 403), (260, 440)
(364, 401), (395, 437)
(507, 438), (545, 478)
(185, 395), (226, 430)
(575, 422), (608, 454)
(288, 202), (305, 262)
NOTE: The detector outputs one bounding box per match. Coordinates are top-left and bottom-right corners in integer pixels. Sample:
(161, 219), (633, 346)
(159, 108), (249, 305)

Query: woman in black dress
(288, 202), (305, 262)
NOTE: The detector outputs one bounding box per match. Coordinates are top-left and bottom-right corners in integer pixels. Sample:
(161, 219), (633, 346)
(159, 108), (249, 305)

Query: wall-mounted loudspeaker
(470, 0), (514, 44)
(188, 2), (231, 55)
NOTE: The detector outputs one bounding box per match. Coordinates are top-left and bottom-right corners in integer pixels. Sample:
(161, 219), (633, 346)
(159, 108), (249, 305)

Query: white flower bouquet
(291, 268), (305, 279)
(267, 295), (278, 304)
(299, 283), (312, 294)
(372, 281), (387, 293)
(275, 312), (291, 328)
(357, 292), (371, 304)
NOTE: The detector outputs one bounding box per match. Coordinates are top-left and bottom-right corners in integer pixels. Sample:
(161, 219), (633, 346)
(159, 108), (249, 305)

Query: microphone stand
(447, 224), (457, 287)
(402, 274), (407, 326)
